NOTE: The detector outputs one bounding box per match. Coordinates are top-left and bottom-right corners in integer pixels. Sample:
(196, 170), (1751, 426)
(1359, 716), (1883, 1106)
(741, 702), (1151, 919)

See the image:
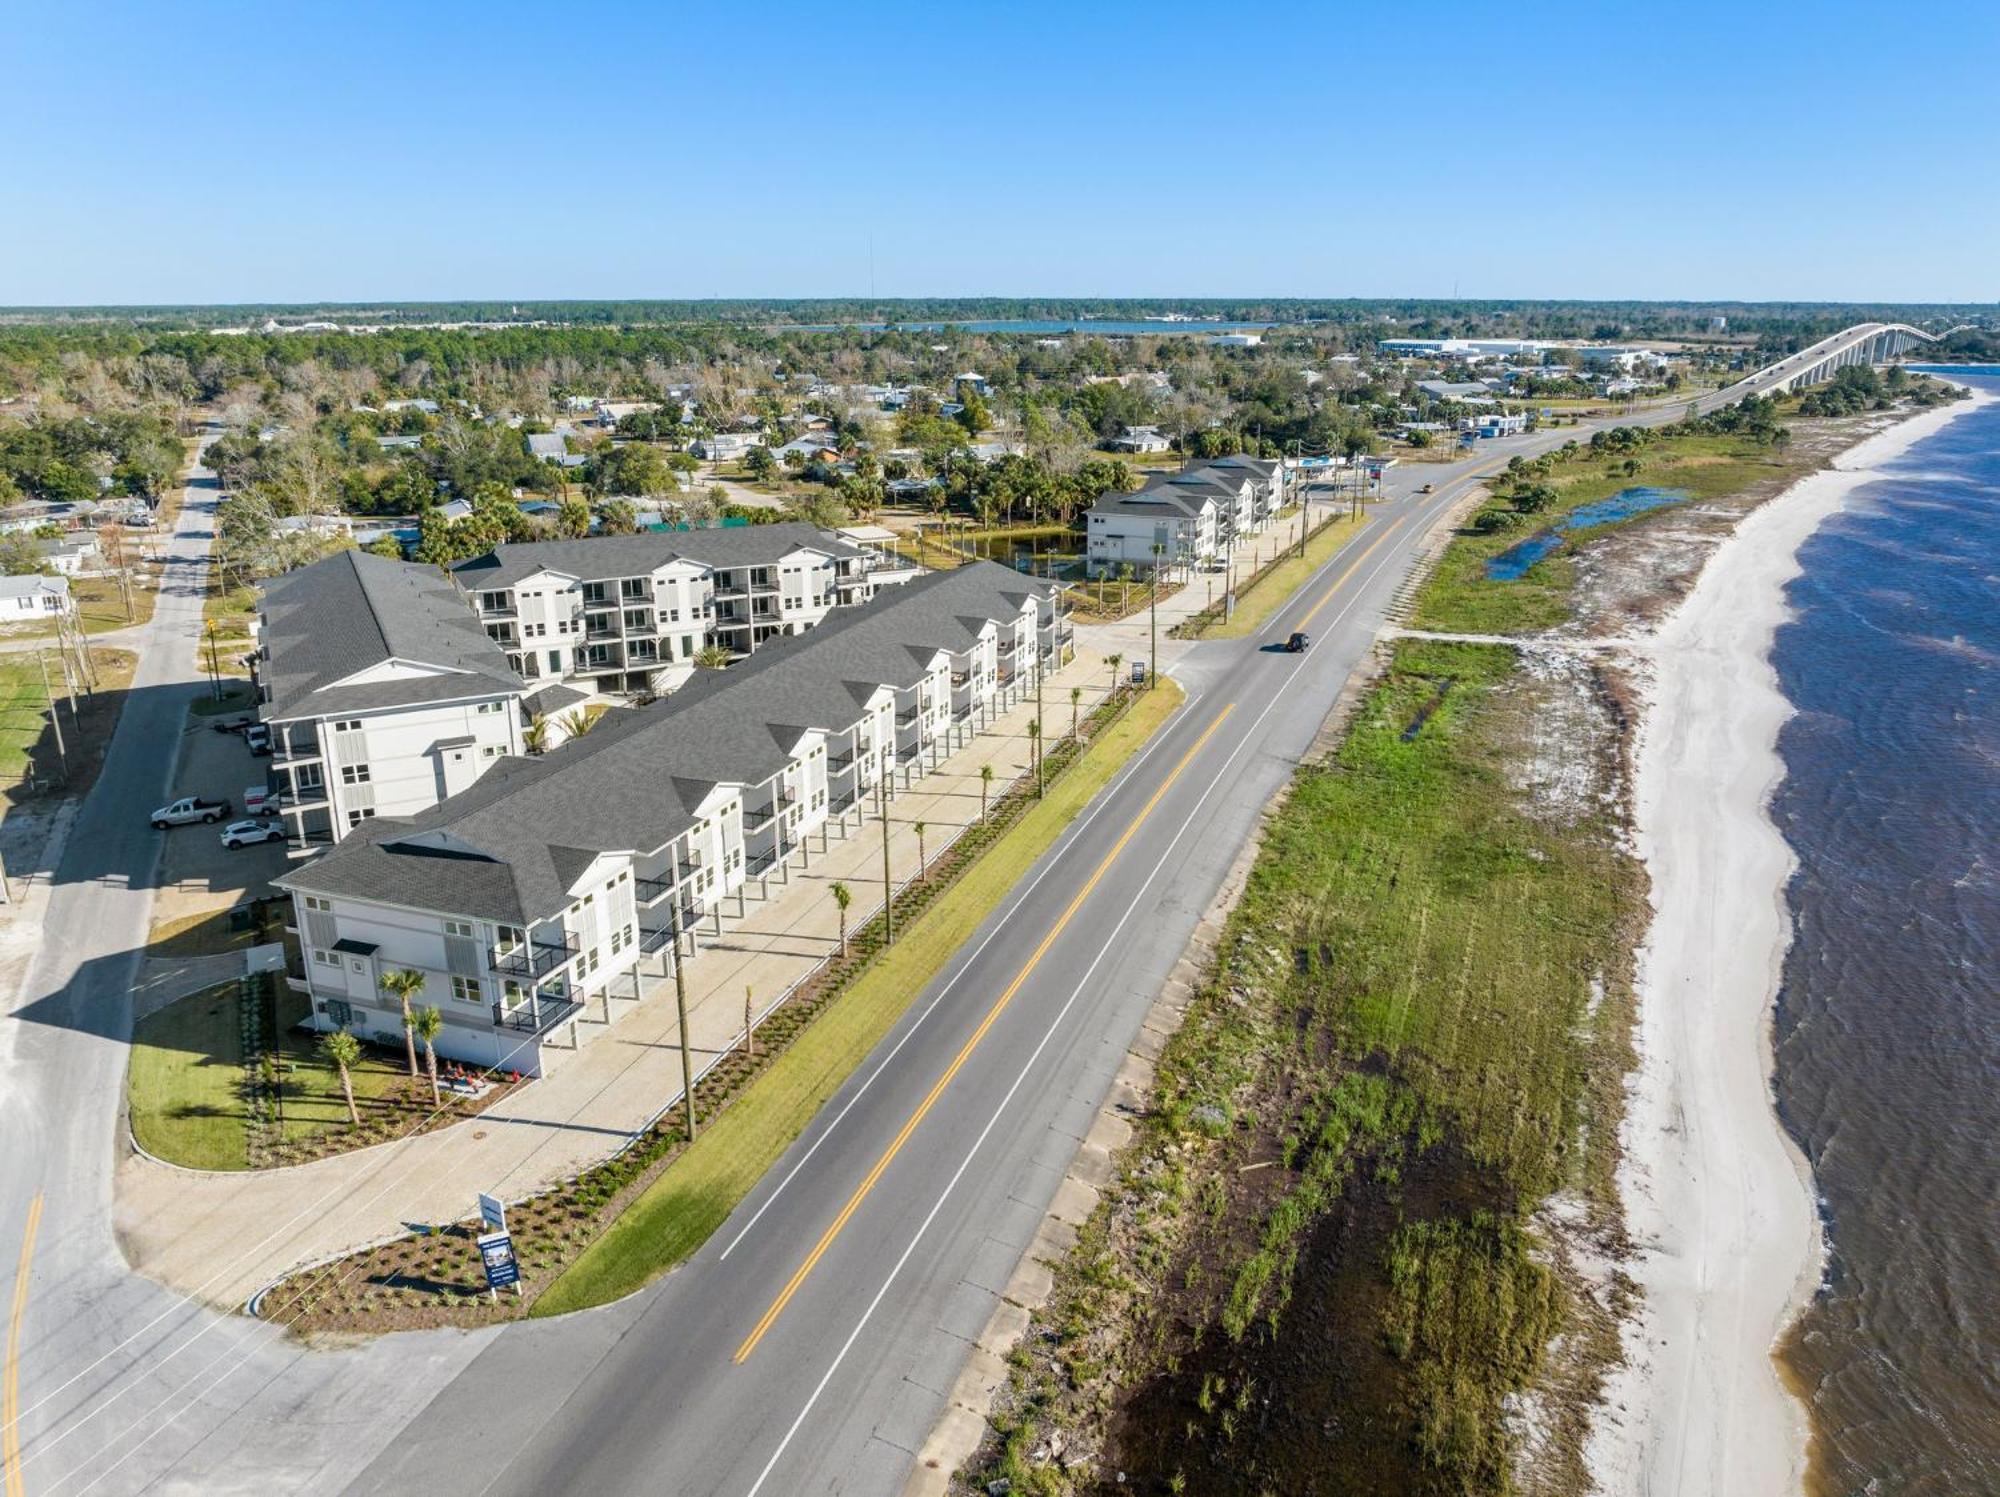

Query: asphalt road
(347, 470), (1481, 1497)
(1, 355), (1800, 1496)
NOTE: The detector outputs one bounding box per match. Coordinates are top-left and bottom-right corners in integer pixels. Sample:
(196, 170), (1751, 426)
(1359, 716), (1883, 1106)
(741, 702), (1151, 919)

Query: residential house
(691, 431), (762, 462)
(253, 551), (528, 851)
(1087, 482), (1221, 577)
(35, 536), (100, 576)
(527, 432), (587, 468)
(0, 575), (72, 620)
(1109, 424), (1172, 454)
(275, 561), (1063, 1077)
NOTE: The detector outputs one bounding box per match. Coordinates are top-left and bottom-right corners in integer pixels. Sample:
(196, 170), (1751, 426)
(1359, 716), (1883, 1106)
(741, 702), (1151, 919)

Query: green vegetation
(1413, 420), (1804, 635)
(128, 976), (414, 1170)
(1175, 510), (1369, 640)
(975, 639), (1638, 1495)
(0, 646), (136, 788)
(534, 679), (1185, 1316)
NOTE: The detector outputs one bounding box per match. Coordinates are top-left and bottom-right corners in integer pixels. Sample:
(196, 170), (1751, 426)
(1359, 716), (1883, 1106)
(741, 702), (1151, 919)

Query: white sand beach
(1589, 390), (1993, 1497)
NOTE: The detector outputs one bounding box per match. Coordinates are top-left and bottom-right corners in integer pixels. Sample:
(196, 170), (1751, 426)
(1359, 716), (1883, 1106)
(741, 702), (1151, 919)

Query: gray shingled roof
(257, 550), (522, 721)
(1091, 478), (1223, 520)
(447, 521), (862, 592)
(279, 560), (1055, 925)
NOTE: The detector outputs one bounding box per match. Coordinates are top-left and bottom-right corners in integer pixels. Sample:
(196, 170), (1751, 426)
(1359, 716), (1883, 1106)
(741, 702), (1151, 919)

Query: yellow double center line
(4, 1193), (43, 1497)
(1292, 514), (1406, 634)
(734, 701), (1235, 1363)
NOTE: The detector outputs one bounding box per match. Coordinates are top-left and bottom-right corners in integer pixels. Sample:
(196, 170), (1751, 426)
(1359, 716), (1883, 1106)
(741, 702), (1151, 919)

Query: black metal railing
(495, 993), (584, 1035)
(490, 932), (579, 979)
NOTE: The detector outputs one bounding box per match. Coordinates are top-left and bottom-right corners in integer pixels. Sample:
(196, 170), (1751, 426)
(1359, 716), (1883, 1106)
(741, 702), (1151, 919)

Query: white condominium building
(276, 561), (1066, 1077)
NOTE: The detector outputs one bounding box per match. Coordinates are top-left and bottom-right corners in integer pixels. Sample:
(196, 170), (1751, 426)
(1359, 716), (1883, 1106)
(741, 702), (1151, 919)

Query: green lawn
(1179, 512), (1370, 640)
(1412, 432), (1802, 635)
(533, 677), (1188, 1316)
(129, 977), (412, 1171)
(0, 647), (138, 787)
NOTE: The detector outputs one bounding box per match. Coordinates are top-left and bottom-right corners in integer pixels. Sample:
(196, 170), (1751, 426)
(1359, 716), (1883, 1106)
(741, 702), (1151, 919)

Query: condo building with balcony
(1085, 455), (1286, 577)
(253, 550), (528, 851)
(276, 561), (1064, 1076)
(448, 522), (901, 696)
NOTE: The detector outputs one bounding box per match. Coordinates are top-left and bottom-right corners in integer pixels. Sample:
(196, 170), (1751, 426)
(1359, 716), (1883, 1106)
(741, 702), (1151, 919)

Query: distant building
(35, 536), (100, 576)
(1206, 332), (1263, 348)
(527, 432), (587, 468)
(692, 432), (761, 462)
(1109, 424), (1172, 454)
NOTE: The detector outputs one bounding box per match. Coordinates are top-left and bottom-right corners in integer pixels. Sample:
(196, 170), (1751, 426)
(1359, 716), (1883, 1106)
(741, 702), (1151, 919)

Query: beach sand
(1587, 390), (1993, 1497)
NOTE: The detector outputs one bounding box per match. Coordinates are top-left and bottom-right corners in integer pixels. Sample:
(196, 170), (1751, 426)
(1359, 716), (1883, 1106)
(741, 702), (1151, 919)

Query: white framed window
(340, 763), (371, 785)
(346, 808), (375, 828)
(303, 895), (331, 912)
(312, 948), (338, 967)
(450, 975), (480, 1004)
(444, 919), (475, 938)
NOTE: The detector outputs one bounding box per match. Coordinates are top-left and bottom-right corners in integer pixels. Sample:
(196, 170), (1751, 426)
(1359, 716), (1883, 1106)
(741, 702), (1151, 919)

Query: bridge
(1713, 321), (1967, 407)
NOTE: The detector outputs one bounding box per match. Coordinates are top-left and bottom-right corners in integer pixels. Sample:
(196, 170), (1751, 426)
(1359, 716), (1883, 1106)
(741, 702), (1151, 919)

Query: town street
(5, 386), (1754, 1496)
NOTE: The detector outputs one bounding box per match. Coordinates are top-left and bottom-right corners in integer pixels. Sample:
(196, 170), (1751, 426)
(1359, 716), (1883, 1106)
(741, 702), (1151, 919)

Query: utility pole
(36, 651), (68, 782)
(206, 621), (222, 701)
(670, 899), (696, 1141)
(1034, 636), (1044, 790)
(877, 770), (894, 946)
(1148, 541), (1162, 689)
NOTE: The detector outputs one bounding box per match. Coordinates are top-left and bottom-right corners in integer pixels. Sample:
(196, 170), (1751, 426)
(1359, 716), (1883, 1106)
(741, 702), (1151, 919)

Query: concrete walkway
(114, 640), (1112, 1307)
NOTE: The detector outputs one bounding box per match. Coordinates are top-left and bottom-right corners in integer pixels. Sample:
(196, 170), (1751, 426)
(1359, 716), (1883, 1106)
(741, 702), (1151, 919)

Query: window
(304, 895), (331, 912)
(476, 701), (503, 715)
(333, 719), (363, 733)
(496, 925), (524, 951)
(609, 928), (625, 956)
(340, 763), (371, 785)
(450, 975), (480, 1005)
(346, 808), (375, 828)
(482, 745), (501, 758)
(444, 919), (475, 938)
(620, 578), (646, 599)
(502, 980), (526, 1010)
(312, 948), (338, 967)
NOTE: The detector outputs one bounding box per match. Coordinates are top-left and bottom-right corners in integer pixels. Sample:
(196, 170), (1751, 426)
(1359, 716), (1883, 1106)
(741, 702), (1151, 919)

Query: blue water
(1484, 485), (1691, 579)
(1768, 376), (2000, 1494)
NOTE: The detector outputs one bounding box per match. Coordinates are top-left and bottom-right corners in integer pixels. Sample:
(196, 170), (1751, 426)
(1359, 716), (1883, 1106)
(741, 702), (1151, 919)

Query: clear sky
(5, 0), (1996, 306)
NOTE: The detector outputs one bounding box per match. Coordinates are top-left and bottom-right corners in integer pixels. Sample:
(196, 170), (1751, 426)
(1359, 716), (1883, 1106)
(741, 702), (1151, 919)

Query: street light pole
(877, 769), (894, 946)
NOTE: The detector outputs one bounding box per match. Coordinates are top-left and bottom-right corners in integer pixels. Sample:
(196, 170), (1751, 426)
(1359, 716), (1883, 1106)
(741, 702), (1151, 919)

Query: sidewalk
(114, 638), (1112, 1307)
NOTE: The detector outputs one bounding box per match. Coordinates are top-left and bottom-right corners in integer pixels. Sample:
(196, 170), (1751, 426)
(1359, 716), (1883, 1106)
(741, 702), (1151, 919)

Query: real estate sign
(478, 1230), (521, 1293)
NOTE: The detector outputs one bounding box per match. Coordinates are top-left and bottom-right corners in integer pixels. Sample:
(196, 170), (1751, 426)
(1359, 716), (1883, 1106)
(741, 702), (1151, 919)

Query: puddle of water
(1486, 486), (1690, 580)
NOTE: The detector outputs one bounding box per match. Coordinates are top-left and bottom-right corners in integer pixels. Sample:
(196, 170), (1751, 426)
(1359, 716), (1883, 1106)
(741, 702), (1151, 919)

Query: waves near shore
(1592, 387), (1996, 1497)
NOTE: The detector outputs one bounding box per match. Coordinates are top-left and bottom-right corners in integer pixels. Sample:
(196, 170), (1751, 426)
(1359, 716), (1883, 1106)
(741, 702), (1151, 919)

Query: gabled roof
(448, 522), (863, 591)
(1091, 477), (1222, 521)
(257, 550), (522, 721)
(280, 561), (1055, 925)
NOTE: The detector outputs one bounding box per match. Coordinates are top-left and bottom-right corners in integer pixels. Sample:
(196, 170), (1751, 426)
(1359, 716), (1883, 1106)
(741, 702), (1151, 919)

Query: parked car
(151, 797), (231, 828)
(244, 723), (272, 756)
(243, 785), (276, 816)
(219, 819), (284, 849)
(210, 717), (252, 735)
(1284, 631), (1310, 654)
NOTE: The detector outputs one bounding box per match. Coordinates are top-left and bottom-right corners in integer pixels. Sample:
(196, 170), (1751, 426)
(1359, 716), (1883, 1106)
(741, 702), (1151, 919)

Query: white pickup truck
(150, 796), (231, 829)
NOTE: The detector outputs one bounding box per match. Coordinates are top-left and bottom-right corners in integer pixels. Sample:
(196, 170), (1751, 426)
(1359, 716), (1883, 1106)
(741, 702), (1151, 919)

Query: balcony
(635, 874), (672, 905)
(491, 932), (580, 980)
(896, 707), (920, 727)
(495, 992), (584, 1036)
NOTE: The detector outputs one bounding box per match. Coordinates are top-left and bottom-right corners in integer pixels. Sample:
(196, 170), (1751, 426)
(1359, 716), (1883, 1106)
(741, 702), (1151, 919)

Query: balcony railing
(491, 932), (579, 979)
(635, 874), (671, 905)
(495, 992), (584, 1035)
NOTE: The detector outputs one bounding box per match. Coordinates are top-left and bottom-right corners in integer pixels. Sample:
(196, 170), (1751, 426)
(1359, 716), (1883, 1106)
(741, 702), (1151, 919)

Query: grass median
(532, 677), (1186, 1317)
(1179, 511), (1369, 641)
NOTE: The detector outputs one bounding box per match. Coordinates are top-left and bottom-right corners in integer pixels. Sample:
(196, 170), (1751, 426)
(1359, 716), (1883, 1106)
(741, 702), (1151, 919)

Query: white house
(254, 551), (528, 851)
(276, 562), (1063, 1077)
(449, 522), (895, 696)
(1110, 425), (1172, 454)
(1087, 483), (1221, 577)
(0, 574), (72, 619)
(35, 536), (100, 576)
(692, 432), (762, 462)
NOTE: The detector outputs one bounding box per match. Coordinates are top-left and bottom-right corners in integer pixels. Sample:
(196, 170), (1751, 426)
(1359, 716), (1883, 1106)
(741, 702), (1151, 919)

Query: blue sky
(5, 0), (1996, 305)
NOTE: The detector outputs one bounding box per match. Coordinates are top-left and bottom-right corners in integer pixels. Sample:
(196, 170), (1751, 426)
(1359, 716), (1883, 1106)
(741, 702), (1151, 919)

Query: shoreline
(1589, 389), (1993, 1495)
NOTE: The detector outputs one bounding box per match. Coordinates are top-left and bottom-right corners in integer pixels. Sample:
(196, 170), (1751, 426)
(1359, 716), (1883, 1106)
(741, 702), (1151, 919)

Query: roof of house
(1090, 478), (1224, 521)
(447, 522), (863, 591)
(256, 550), (524, 722)
(0, 574), (68, 600)
(279, 561), (1055, 925)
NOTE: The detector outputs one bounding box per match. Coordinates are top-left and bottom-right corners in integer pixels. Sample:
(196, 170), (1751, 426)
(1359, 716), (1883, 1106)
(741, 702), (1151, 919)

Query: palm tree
(1106, 652), (1123, 697)
(319, 1029), (362, 1127)
(379, 968), (425, 1078)
(979, 762), (993, 821)
(1070, 684), (1083, 741)
(523, 713), (550, 755)
(830, 880), (852, 958)
(693, 643), (733, 670)
(412, 1005), (444, 1106)
(557, 706), (598, 741)
(913, 820), (928, 879)
(1028, 720), (1043, 796)
(744, 984), (756, 1059)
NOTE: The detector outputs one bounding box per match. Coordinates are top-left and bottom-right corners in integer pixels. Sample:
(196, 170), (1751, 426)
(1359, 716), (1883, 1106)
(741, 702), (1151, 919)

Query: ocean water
(1770, 376), (2000, 1494)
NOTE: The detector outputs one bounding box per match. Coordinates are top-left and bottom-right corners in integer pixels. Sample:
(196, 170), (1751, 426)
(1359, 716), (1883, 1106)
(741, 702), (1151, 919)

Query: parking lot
(150, 707), (289, 941)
